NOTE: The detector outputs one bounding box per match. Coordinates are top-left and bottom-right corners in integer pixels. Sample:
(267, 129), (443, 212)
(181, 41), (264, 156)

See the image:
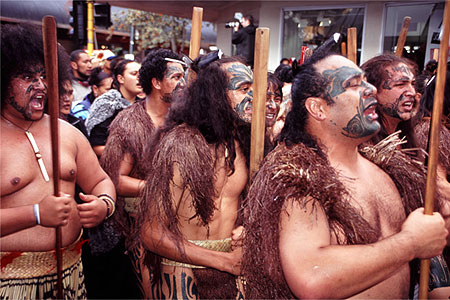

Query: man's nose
(36, 77), (47, 90)
(362, 81), (377, 97)
(266, 98), (275, 109)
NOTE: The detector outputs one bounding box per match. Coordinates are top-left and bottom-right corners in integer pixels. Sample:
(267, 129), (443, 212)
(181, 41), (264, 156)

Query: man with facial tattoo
(242, 50), (448, 299)
(362, 54), (450, 204)
(131, 56), (253, 299)
(99, 48), (186, 298)
(0, 24), (116, 299)
(362, 54), (450, 297)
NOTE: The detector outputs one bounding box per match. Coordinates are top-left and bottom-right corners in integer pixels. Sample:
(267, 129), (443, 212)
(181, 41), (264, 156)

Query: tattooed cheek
(25, 84), (34, 94)
(330, 120), (337, 126)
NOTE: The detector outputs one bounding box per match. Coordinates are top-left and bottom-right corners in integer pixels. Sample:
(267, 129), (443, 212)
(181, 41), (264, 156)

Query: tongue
(30, 100), (43, 109)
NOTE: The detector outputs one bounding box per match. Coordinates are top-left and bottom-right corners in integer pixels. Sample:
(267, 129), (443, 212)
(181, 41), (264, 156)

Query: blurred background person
(71, 67), (113, 121)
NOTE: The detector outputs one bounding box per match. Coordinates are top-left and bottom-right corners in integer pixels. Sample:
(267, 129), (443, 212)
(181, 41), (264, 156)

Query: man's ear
(71, 61), (78, 70)
(152, 78), (161, 90)
(305, 97), (327, 121)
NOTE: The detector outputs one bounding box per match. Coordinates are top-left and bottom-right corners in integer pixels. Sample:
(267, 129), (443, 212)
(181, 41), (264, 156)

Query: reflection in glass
(282, 7), (365, 65)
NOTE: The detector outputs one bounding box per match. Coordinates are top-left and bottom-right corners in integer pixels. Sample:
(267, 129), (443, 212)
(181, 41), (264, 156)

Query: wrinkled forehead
(222, 62), (253, 83)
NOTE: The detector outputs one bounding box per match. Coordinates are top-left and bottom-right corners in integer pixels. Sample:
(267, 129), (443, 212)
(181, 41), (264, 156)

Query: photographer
(231, 14), (256, 68)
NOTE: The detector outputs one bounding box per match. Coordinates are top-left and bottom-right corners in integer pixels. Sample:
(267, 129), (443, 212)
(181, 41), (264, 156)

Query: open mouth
(266, 113), (276, 120)
(400, 99), (415, 112)
(364, 102), (378, 121)
(30, 94), (44, 110)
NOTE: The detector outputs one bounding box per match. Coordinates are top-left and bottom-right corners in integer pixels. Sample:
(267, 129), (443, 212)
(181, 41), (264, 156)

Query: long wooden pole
(395, 16), (412, 57)
(249, 28), (270, 181)
(418, 1), (450, 299)
(347, 27), (357, 64)
(42, 16), (63, 299)
(187, 7), (203, 83)
(87, 0), (94, 55)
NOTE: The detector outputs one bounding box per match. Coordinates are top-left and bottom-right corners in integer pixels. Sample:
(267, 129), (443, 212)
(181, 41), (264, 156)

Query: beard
(6, 96), (46, 121)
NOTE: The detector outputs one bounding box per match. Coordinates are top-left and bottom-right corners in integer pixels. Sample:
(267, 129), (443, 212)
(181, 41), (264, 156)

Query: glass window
(383, 2), (444, 71)
(282, 7), (365, 65)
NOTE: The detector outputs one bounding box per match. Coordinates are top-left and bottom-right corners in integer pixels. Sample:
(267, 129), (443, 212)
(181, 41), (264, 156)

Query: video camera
(225, 12), (243, 29)
(225, 21), (240, 28)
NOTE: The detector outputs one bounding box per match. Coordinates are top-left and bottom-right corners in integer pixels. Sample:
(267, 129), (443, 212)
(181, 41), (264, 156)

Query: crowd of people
(1, 21), (450, 300)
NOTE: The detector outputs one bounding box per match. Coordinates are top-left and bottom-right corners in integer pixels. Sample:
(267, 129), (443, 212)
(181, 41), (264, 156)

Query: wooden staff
(347, 27), (357, 64)
(395, 16), (411, 57)
(249, 27), (270, 181)
(418, 1), (450, 299)
(42, 16), (63, 299)
(341, 41), (347, 57)
(187, 7), (203, 83)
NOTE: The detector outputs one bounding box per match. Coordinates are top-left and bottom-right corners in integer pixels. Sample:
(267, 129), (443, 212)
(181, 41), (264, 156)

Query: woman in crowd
(85, 59), (143, 157)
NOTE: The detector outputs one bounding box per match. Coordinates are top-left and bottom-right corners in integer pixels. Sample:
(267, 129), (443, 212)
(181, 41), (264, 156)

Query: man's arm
(279, 198), (447, 299)
(116, 152), (144, 197)
(0, 193), (72, 237)
(71, 125), (116, 227)
(141, 220), (241, 275)
(232, 28), (244, 44)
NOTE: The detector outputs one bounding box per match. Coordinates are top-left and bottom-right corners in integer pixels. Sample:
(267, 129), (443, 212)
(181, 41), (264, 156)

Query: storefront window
(282, 7), (365, 64)
(383, 2), (444, 71)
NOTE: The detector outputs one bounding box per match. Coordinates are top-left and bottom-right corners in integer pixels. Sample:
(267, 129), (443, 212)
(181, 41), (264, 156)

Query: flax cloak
(242, 134), (439, 299)
(139, 124), (242, 299)
(101, 100), (155, 234)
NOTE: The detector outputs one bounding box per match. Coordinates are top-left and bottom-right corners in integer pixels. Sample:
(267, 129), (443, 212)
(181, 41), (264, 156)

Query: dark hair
(148, 56), (250, 172)
(112, 59), (133, 89)
(361, 53), (417, 149)
(280, 58), (289, 64)
(279, 51), (336, 156)
(70, 49), (87, 63)
(139, 48), (182, 95)
(1, 24), (45, 103)
(57, 45), (72, 96)
(425, 59), (438, 76)
(267, 72), (283, 97)
(361, 53), (411, 91)
(244, 14), (254, 25)
(89, 67), (111, 86)
(419, 70), (450, 119)
(274, 64), (293, 83)
(109, 56), (124, 74)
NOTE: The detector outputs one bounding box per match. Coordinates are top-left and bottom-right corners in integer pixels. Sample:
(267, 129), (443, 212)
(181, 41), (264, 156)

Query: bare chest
(1, 129), (78, 199)
(340, 169), (406, 237)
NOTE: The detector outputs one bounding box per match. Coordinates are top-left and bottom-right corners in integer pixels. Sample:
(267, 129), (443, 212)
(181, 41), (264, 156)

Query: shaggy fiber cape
(139, 124), (242, 299)
(101, 101), (155, 234)
(242, 133), (438, 299)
